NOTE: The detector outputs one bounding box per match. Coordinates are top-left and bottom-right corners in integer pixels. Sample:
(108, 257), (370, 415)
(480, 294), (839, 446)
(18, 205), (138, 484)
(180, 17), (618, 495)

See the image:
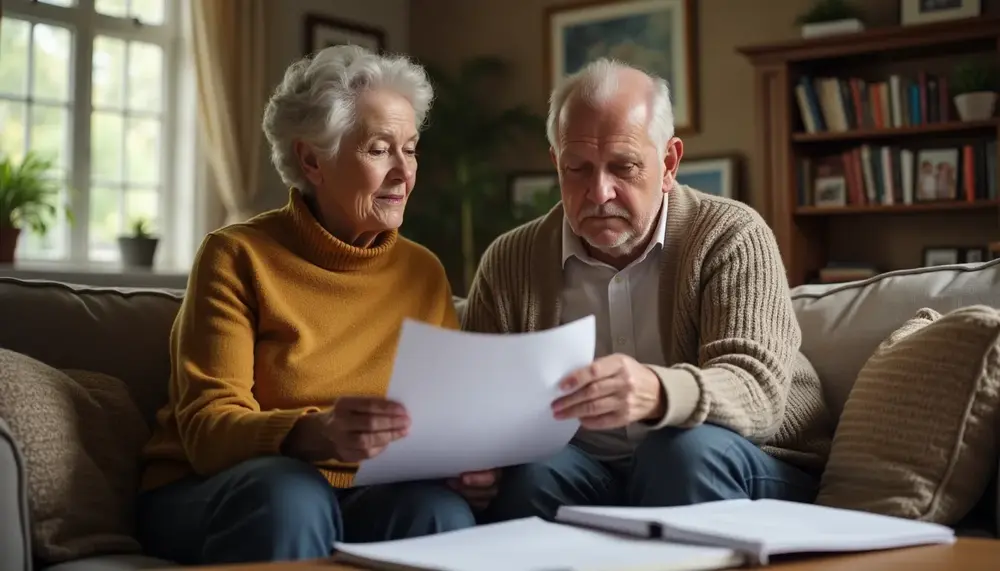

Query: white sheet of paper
(352, 316), (595, 487)
(335, 516), (744, 571)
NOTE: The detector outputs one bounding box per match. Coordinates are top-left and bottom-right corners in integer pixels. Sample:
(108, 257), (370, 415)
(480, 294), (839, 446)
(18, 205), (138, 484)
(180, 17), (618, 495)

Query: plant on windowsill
(795, 0), (865, 38)
(951, 60), (999, 122)
(118, 217), (159, 268)
(0, 152), (70, 265)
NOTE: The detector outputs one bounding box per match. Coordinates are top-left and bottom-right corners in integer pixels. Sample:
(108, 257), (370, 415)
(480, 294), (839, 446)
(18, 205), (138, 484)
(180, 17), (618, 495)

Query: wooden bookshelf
(738, 16), (1000, 286)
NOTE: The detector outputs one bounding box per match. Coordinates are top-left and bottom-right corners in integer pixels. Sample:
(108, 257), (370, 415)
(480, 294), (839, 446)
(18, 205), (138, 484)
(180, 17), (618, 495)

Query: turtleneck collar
(283, 188), (398, 272)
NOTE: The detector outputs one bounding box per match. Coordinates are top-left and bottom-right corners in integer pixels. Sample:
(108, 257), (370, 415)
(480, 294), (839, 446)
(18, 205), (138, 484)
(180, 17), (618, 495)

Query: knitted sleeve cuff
(253, 407), (321, 456)
(644, 365), (702, 429)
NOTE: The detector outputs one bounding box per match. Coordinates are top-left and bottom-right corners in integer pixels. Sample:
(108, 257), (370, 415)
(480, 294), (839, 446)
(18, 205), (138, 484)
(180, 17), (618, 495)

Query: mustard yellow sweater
(141, 189), (458, 490)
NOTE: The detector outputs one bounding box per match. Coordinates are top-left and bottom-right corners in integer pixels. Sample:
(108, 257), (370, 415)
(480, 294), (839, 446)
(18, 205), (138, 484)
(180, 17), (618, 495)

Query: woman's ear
(295, 141), (324, 187)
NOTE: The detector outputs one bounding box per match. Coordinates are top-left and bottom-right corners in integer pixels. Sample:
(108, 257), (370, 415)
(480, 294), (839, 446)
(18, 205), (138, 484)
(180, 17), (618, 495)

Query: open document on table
(352, 315), (595, 487)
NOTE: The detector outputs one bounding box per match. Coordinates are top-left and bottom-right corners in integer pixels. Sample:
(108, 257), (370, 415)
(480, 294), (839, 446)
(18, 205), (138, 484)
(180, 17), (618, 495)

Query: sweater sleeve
(172, 233), (317, 476)
(646, 218), (799, 443)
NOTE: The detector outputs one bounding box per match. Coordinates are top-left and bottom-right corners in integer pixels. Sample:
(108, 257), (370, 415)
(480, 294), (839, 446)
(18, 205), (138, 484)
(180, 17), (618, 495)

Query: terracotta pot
(0, 226), (20, 264)
(954, 92), (998, 122)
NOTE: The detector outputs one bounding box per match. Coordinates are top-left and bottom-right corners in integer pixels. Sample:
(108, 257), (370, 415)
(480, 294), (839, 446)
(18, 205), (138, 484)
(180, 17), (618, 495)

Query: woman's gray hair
(262, 45), (434, 190)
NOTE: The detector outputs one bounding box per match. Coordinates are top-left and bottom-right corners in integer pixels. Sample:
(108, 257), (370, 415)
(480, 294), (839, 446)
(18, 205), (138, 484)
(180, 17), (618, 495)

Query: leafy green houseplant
(403, 56), (547, 292)
(0, 152), (66, 264)
(118, 217), (159, 268)
(951, 61), (999, 121)
(795, 0), (864, 38)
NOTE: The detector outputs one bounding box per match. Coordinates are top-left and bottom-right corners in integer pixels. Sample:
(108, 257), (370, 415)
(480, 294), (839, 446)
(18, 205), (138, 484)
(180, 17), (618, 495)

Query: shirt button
(614, 276), (622, 283)
(617, 336), (627, 345)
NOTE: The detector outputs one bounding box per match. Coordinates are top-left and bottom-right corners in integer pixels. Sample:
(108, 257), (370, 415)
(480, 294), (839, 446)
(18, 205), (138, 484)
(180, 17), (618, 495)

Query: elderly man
(463, 59), (832, 520)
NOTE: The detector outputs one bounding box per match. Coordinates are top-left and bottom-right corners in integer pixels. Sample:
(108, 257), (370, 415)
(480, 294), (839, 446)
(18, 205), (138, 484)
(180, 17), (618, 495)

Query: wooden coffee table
(187, 538), (1000, 570)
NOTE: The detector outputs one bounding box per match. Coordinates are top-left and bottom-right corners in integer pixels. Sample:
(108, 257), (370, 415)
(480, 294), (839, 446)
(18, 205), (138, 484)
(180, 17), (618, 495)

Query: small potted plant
(0, 152), (67, 264)
(796, 0), (865, 38)
(952, 61), (999, 122)
(118, 217), (159, 268)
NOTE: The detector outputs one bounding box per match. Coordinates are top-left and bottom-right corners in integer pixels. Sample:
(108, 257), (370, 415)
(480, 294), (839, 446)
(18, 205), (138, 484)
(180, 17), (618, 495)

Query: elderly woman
(134, 46), (495, 565)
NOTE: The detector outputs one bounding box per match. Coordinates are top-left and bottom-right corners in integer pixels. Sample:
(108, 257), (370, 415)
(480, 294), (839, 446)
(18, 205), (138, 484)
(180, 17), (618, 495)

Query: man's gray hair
(262, 45), (434, 190)
(545, 58), (674, 154)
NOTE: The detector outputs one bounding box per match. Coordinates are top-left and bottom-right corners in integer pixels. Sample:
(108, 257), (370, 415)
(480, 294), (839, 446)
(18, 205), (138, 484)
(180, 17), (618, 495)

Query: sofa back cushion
(0, 278), (182, 425)
(791, 259), (1000, 419)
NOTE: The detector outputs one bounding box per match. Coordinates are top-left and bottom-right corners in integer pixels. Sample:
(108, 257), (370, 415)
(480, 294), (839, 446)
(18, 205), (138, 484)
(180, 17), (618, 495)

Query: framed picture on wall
(675, 155), (740, 200)
(545, 0), (698, 134)
(900, 0), (981, 26)
(303, 14), (386, 56)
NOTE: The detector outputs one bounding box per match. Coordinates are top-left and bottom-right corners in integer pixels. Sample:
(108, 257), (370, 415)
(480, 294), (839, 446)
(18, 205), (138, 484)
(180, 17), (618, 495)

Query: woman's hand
(282, 397), (411, 463)
(447, 469), (501, 511)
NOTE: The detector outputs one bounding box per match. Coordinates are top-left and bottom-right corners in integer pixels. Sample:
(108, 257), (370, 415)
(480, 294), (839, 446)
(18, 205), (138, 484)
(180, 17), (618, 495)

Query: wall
(408, 0), (993, 213)
(253, 0), (411, 212)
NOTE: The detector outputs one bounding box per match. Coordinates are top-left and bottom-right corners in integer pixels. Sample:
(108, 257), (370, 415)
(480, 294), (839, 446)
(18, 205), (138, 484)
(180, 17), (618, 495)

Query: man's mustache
(579, 203), (631, 220)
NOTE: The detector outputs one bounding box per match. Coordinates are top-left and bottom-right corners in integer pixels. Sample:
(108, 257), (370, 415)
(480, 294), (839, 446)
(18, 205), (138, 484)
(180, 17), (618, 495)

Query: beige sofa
(1, 259), (999, 570)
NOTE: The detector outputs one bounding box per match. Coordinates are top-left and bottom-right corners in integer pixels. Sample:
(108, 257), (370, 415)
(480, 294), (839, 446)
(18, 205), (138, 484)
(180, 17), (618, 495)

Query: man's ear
(662, 137), (684, 192)
(549, 146), (558, 169)
(295, 140), (324, 187)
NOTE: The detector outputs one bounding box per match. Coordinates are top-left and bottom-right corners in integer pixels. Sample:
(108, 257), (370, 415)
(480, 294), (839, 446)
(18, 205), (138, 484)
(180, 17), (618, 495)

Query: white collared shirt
(559, 195), (668, 460)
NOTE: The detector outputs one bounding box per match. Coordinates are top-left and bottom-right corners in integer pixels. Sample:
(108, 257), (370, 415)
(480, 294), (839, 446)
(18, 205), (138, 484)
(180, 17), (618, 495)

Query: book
(556, 499), (956, 565)
(335, 516), (745, 571)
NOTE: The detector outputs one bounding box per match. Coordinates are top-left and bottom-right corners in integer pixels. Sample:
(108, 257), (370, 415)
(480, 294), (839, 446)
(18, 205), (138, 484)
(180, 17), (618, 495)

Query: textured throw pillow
(0, 348), (150, 562)
(816, 306), (1000, 524)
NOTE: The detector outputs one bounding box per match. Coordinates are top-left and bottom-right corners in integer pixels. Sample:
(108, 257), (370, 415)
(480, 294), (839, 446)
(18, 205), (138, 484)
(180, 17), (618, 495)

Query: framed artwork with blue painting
(546, 0), (698, 134)
(675, 155), (740, 200)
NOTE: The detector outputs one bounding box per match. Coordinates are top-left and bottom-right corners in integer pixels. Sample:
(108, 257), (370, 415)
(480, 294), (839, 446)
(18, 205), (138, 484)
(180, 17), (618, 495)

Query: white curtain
(188, 0), (267, 225)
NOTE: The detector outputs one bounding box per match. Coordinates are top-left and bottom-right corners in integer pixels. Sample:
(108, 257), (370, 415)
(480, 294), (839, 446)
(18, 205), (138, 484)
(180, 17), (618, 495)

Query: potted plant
(118, 217), (159, 268)
(796, 0), (864, 38)
(0, 152), (67, 264)
(952, 61), (999, 122)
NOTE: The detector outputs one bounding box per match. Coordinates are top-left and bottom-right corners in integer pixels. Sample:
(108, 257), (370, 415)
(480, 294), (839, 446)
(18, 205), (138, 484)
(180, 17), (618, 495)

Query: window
(0, 0), (178, 264)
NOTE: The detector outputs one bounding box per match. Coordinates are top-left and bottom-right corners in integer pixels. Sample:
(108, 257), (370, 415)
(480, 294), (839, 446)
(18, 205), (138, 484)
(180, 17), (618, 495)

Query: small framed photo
(915, 148), (959, 201)
(675, 155), (740, 200)
(303, 14), (386, 56)
(963, 247), (987, 263)
(901, 0), (981, 26)
(923, 246), (961, 267)
(508, 171), (560, 211)
(814, 176), (847, 208)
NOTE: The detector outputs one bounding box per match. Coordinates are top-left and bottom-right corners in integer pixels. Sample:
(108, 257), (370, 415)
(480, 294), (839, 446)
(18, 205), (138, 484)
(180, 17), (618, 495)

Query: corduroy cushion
(816, 306), (1000, 524)
(0, 349), (149, 563)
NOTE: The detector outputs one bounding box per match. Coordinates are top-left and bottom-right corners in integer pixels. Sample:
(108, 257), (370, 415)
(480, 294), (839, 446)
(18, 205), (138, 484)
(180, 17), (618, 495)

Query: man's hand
(447, 469), (500, 511)
(282, 397), (410, 463)
(552, 354), (665, 429)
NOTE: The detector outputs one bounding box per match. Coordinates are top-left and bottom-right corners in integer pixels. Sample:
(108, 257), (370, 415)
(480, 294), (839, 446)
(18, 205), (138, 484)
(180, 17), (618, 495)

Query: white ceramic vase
(953, 92), (997, 122)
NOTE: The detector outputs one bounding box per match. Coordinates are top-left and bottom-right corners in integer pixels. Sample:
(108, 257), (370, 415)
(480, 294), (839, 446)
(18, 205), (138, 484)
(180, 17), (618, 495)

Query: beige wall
(254, 0), (411, 212)
(407, 0), (985, 212)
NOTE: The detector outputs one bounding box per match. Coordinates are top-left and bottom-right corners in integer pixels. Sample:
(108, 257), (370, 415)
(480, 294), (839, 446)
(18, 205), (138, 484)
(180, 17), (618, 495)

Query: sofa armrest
(0, 417), (31, 571)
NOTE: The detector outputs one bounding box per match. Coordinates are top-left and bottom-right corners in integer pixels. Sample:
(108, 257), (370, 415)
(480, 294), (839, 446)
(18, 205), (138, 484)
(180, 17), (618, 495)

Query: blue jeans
(484, 425), (819, 522)
(136, 456), (477, 564)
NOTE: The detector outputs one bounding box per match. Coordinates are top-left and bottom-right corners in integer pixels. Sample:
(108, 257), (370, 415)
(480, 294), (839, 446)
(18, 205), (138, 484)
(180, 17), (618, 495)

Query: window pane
(30, 104), (70, 175)
(91, 111), (123, 183)
(95, 0), (127, 19)
(0, 100), (27, 162)
(127, 42), (162, 112)
(32, 24), (71, 103)
(130, 0), (165, 25)
(89, 185), (122, 261)
(125, 117), (159, 185)
(93, 36), (125, 109)
(125, 188), (158, 232)
(0, 19), (29, 97)
(16, 181), (68, 260)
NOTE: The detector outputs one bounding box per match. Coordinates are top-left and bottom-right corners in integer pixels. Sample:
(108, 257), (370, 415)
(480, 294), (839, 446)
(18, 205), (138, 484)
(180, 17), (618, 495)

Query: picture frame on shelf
(675, 155), (740, 200)
(507, 171), (560, 212)
(546, 0), (698, 134)
(900, 0), (981, 26)
(963, 247), (987, 263)
(923, 246), (961, 267)
(914, 148), (960, 202)
(303, 14), (385, 56)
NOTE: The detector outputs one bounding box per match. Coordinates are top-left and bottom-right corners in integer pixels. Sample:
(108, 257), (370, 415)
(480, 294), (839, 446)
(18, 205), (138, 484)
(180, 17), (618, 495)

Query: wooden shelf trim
(795, 200), (1000, 216)
(737, 16), (1000, 64)
(792, 119), (1000, 142)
